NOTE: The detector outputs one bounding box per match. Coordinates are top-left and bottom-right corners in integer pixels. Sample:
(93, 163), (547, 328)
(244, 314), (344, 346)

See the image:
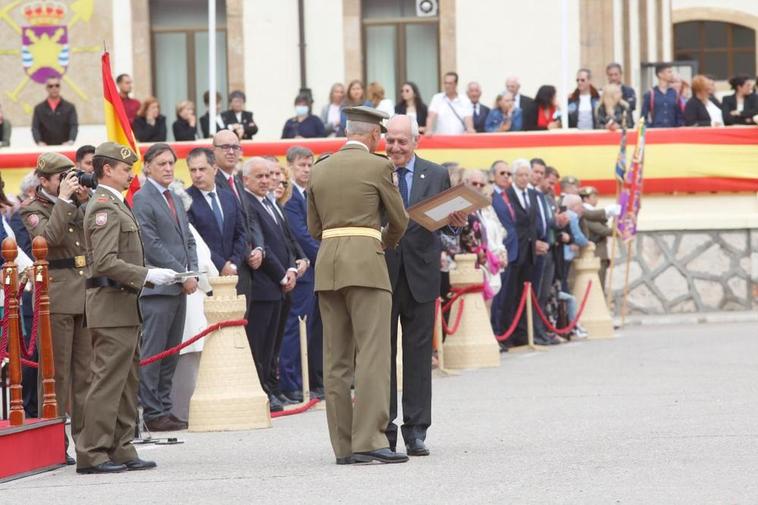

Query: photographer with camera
(19, 152), (93, 465)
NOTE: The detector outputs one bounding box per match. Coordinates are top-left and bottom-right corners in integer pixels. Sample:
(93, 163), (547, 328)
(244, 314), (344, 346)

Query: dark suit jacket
(491, 187), (519, 263)
(132, 181), (198, 296)
(385, 156), (451, 304)
(472, 103), (490, 133)
(518, 95), (538, 131)
(722, 93), (758, 125)
(283, 188), (318, 284)
(186, 185), (247, 272)
(270, 196), (307, 269)
(215, 169), (264, 250)
(506, 185), (538, 266)
(221, 110), (258, 139)
(243, 191), (296, 302)
(683, 97), (714, 126)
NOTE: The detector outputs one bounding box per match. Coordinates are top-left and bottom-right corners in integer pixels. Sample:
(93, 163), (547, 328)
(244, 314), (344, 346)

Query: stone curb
(615, 310), (758, 327)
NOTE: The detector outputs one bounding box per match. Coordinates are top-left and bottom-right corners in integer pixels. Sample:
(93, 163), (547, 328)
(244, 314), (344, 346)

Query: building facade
(0, 0), (756, 145)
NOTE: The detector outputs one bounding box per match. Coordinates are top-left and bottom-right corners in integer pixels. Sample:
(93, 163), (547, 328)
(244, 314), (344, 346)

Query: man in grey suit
(133, 143), (198, 432)
(384, 115), (467, 456)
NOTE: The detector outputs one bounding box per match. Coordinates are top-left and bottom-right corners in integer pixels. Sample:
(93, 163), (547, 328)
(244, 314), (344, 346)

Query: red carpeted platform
(0, 418), (66, 482)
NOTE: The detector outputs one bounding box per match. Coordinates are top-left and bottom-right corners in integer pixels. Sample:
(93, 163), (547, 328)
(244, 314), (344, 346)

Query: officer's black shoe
(353, 448), (409, 464)
(405, 439), (430, 456)
(335, 456), (355, 465)
(124, 458), (157, 471)
(65, 455), (76, 465)
(76, 461), (127, 474)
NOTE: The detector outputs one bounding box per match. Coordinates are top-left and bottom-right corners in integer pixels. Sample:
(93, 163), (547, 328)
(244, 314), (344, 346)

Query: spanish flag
(101, 51), (141, 204)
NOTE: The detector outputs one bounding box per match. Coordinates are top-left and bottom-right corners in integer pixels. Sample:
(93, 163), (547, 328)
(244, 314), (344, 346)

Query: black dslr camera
(65, 168), (98, 189)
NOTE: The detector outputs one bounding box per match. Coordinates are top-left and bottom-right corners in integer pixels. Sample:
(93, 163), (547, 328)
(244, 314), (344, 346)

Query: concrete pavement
(3, 321), (758, 504)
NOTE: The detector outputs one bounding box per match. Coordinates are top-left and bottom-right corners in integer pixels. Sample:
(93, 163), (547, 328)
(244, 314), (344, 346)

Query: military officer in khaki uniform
(76, 142), (177, 474)
(579, 186), (613, 290)
(307, 106), (409, 465)
(20, 152), (92, 465)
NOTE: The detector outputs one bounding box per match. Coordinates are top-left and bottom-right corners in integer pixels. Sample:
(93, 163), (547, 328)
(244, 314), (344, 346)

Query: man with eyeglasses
(567, 69), (600, 129)
(32, 76), (78, 146)
(489, 160), (520, 342)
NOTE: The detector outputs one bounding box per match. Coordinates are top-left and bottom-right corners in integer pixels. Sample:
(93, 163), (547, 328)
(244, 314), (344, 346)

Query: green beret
(94, 142), (139, 165)
(36, 152), (74, 175)
(343, 106), (389, 133)
(579, 186), (598, 197)
(560, 175), (580, 186)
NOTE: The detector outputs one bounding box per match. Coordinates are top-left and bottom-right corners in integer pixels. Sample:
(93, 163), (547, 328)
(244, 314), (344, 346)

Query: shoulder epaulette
(372, 152), (389, 160)
(315, 153), (331, 164)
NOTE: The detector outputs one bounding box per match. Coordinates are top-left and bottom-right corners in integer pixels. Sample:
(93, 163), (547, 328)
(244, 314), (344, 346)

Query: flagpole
(606, 110), (627, 311)
(208, 0), (217, 136)
(620, 239), (634, 327)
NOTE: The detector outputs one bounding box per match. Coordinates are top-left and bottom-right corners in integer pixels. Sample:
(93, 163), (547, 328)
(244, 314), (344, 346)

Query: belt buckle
(74, 255), (86, 268)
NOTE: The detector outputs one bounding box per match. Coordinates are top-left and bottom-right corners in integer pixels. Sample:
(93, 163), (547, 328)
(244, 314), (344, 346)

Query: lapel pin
(420, 174), (425, 179)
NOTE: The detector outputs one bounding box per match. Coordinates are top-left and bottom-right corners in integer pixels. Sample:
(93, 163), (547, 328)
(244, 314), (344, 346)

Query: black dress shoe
(168, 414), (189, 428)
(276, 392), (298, 405)
(335, 456), (354, 465)
(309, 389), (325, 401)
(65, 454), (76, 465)
(282, 390), (303, 403)
(76, 461), (127, 474)
(353, 448), (409, 464)
(123, 458), (157, 471)
(405, 438), (430, 456)
(145, 416), (186, 432)
(269, 394), (284, 412)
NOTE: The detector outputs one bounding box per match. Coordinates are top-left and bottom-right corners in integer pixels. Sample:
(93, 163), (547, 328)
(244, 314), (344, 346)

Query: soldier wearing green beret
(75, 142), (177, 474)
(308, 106), (410, 464)
(19, 152), (91, 466)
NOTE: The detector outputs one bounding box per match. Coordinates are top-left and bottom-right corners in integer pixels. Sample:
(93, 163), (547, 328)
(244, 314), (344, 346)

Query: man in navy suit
(489, 160), (519, 339)
(185, 148), (250, 276)
(279, 146), (324, 402)
(504, 159), (549, 347)
(384, 115), (468, 457)
(241, 157), (297, 410)
(467, 82), (490, 133)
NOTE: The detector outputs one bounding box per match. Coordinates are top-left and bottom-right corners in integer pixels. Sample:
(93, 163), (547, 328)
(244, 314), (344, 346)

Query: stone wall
(608, 229), (758, 316)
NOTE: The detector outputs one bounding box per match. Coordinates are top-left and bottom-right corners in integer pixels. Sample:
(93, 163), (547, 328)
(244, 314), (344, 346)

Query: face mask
(295, 105), (309, 117)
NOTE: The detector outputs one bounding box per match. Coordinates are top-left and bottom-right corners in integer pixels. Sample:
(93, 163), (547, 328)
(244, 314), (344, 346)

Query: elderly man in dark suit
(466, 82), (490, 133)
(504, 159), (549, 347)
(185, 148), (248, 275)
(384, 114), (468, 456)
(133, 143), (198, 432)
(241, 157), (298, 411)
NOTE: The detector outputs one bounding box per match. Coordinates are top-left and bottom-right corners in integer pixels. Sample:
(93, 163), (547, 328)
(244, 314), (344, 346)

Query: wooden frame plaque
(407, 183), (491, 231)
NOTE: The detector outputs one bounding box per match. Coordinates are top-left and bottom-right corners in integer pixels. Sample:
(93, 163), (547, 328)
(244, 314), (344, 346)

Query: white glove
(604, 204), (621, 218)
(145, 268), (178, 286)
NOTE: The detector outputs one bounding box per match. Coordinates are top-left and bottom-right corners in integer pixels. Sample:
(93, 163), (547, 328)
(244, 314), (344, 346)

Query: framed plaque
(407, 183), (491, 231)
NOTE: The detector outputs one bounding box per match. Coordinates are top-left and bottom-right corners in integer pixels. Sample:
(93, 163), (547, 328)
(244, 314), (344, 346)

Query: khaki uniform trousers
(76, 325), (140, 468)
(319, 286), (392, 458)
(38, 314), (91, 449)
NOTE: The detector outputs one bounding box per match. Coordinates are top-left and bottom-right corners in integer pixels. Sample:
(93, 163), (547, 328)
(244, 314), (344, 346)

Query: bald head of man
(212, 129), (242, 175)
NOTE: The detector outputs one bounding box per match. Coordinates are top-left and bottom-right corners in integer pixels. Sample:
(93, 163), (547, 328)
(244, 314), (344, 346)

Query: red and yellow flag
(101, 51), (141, 204)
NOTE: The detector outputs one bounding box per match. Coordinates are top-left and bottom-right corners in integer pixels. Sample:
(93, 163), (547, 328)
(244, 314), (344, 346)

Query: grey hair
(511, 158), (531, 174)
(563, 194), (582, 209)
(489, 160), (508, 177)
(286, 145), (314, 163)
(388, 114), (419, 139)
(20, 171), (39, 195)
(241, 156), (269, 177)
(346, 120), (379, 136)
(168, 180), (192, 212)
(462, 169), (487, 183)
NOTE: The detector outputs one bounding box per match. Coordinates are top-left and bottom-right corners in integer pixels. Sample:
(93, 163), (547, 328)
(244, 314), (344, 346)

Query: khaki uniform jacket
(83, 186), (149, 328)
(585, 217), (612, 260)
(20, 190), (88, 314)
(307, 143), (408, 293)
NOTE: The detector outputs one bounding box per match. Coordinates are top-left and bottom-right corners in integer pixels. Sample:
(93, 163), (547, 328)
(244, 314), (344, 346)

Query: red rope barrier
(439, 297), (466, 335)
(530, 281), (593, 336)
(139, 319), (247, 367)
(271, 398), (320, 418)
(0, 283), (12, 357)
(494, 283), (529, 342)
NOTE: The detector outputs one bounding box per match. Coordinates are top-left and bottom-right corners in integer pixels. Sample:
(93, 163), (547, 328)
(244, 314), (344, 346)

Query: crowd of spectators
(1, 62), (756, 149)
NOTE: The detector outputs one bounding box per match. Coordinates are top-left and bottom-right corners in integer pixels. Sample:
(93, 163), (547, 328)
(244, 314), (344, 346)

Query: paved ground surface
(3, 321), (758, 504)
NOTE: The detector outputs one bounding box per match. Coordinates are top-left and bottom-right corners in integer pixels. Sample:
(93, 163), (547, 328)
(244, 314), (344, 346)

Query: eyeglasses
(280, 181), (289, 188)
(498, 171), (512, 177)
(46, 83), (60, 88)
(213, 144), (241, 152)
(470, 182), (486, 188)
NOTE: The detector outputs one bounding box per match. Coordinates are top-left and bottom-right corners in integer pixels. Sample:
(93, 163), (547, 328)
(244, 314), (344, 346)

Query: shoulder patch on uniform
(95, 212), (108, 226)
(96, 196), (109, 203)
(372, 152), (389, 160)
(392, 171), (399, 187)
(315, 153), (331, 164)
(26, 213), (40, 227)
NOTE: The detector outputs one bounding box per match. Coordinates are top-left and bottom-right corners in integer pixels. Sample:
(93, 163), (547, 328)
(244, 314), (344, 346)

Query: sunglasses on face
(214, 144), (241, 152)
(470, 182), (486, 188)
(47, 83), (60, 88)
(498, 171), (512, 177)
(280, 181), (289, 188)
